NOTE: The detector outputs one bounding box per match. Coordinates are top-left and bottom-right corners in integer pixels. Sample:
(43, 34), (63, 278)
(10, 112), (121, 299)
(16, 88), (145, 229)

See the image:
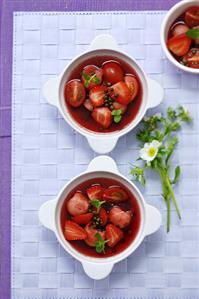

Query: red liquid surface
(64, 55), (143, 133)
(60, 177), (141, 258)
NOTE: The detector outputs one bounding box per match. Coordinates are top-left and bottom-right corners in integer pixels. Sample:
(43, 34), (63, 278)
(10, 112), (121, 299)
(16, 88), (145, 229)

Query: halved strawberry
(124, 75), (139, 102)
(103, 186), (128, 203)
(73, 213), (93, 225)
(106, 224), (124, 247)
(99, 207), (108, 226)
(87, 184), (104, 201)
(84, 223), (106, 247)
(92, 107), (113, 129)
(83, 99), (93, 111)
(66, 192), (89, 216)
(64, 220), (87, 241)
(112, 101), (127, 114)
(109, 81), (131, 105)
(109, 207), (132, 228)
(167, 33), (191, 57)
(89, 86), (106, 107)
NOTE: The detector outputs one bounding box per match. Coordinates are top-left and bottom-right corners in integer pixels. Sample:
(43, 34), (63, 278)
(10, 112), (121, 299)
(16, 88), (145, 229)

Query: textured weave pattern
(12, 11), (199, 299)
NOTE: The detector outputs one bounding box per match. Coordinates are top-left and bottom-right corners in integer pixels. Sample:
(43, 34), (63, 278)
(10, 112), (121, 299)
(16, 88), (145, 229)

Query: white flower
(139, 140), (161, 162)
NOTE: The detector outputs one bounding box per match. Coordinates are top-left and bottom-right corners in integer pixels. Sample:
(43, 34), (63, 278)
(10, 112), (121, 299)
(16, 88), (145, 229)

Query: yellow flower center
(148, 147), (156, 157)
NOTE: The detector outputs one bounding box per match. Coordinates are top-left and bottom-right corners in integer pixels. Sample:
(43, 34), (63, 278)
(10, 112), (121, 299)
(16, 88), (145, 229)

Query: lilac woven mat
(0, 1), (182, 299)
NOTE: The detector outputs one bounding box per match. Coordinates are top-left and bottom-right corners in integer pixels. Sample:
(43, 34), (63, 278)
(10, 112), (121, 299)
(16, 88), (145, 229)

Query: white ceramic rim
(160, 0), (199, 74)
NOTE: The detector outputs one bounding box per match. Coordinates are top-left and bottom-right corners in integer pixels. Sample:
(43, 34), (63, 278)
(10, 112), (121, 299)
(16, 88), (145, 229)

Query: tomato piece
(92, 107), (113, 129)
(106, 224), (124, 247)
(73, 213), (93, 225)
(124, 75), (139, 101)
(99, 208), (108, 226)
(182, 48), (199, 68)
(89, 86), (106, 107)
(109, 207), (132, 228)
(109, 81), (131, 105)
(64, 220), (87, 241)
(83, 99), (93, 111)
(102, 60), (124, 84)
(170, 22), (189, 37)
(66, 192), (89, 216)
(167, 33), (191, 57)
(86, 184), (104, 201)
(81, 65), (103, 90)
(112, 102), (127, 114)
(84, 223), (106, 247)
(65, 80), (86, 108)
(185, 6), (199, 28)
(103, 186), (128, 203)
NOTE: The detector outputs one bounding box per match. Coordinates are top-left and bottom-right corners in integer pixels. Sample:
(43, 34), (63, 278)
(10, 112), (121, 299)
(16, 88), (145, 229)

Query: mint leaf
(186, 29), (199, 39)
(114, 115), (122, 123)
(95, 232), (108, 253)
(112, 109), (122, 116)
(90, 199), (105, 213)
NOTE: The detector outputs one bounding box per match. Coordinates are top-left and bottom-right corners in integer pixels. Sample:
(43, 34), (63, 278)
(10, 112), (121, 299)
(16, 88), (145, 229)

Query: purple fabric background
(0, 0), (180, 298)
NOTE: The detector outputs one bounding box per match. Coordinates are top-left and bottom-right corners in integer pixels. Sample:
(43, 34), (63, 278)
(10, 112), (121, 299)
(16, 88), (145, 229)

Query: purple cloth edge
(0, 1), (179, 299)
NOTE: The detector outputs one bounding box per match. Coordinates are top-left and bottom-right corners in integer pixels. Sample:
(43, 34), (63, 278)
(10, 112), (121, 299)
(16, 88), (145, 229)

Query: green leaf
(178, 106), (192, 123)
(114, 115), (122, 123)
(112, 109), (122, 116)
(130, 166), (145, 186)
(186, 29), (199, 39)
(90, 199), (105, 213)
(95, 232), (108, 253)
(171, 166), (181, 185)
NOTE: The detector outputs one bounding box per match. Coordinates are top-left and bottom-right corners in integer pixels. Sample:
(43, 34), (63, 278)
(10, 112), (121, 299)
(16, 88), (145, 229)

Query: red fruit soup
(64, 55), (143, 133)
(60, 177), (141, 258)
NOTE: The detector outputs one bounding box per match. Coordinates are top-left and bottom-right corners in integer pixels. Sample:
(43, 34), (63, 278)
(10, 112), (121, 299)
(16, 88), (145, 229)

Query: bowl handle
(89, 34), (119, 51)
(39, 199), (57, 231)
(82, 261), (114, 280)
(146, 78), (164, 109)
(87, 155), (119, 174)
(42, 76), (60, 107)
(145, 204), (162, 236)
(87, 136), (118, 154)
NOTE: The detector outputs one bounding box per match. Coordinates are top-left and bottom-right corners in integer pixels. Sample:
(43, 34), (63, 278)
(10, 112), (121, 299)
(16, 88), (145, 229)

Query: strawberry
(103, 186), (128, 203)
(66, 192), (89, 216)
(99, 207), (108, 226)
(73, 213), (93, 225)
(109, 81), (131, 105)
(84, 223), (106, 247)
(109, 207), (132, 228)
(89, 86), (106, 107)
(86, 184), (104, 201)
(106, 224), (124, 247)
(83, 99), (94, 111)
(92, 107), (113, 129)
(64, 220), (87, 241)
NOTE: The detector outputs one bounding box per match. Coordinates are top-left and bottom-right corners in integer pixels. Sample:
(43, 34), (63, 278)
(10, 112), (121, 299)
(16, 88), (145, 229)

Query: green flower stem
(159, 168), (171, 232)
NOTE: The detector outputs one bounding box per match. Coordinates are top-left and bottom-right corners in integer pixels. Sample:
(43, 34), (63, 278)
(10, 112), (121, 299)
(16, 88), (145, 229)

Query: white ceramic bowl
(43, 34), (164, 154)
(39, 156), (162, 280)
(161, 0), (199, 74)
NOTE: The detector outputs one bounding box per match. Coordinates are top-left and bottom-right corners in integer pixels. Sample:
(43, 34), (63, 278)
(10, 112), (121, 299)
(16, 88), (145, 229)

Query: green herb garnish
(130, 106), (192, 232)
(95, 232), (108, 253)
(186, 28), (199, 39)
(112, 109), (122, 123)
(90, 199), (105, 213)
(82, 72), (100, 88)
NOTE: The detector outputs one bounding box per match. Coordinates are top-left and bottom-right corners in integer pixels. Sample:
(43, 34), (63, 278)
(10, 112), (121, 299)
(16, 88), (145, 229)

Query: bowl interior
(55, 171), (146, 263)
(58, 49), (148, 137)
(161, 0), (199, 73)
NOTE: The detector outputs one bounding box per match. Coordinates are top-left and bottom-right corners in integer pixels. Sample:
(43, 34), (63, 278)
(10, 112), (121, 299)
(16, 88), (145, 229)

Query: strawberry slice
(103, 186), (128, 203)
(167, 33), (191, 57)
(87, 184), (104, 201)
(84, 223), (106, 247)
(73, 213), (93, 225)
(106, 224), (124, 247)
(109, 207), (132, 228)
(112, 101), (127, 114)
(83, 99), (93, 111)
(109, 81), (131, 105)
(64, 220), (87, 241)
(99, 207), (108, 226)
(92, 107), (113, 129)
(124, 75), (139, 102)
(89, 86), (106, 107)
(66, 192), (89, 216)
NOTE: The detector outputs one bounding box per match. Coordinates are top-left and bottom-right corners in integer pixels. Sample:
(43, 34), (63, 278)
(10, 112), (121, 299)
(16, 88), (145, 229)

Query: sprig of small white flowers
(130, 106), (192, 232)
